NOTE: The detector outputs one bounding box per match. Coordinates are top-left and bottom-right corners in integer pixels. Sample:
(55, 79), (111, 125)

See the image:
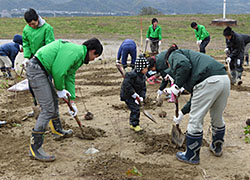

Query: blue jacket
(0, 43), (20, 64)
(117, 39), (136, 60)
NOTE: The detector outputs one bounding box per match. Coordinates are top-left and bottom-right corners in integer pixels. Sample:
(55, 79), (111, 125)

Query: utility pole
(223, 0), (226, 19)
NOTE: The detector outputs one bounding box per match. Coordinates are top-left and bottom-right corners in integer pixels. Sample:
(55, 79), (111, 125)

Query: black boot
(176, 133), (203, 165)
(210, 126), (225, 157)
(29, 130), (55, 162)
(49, 118), (73, 140)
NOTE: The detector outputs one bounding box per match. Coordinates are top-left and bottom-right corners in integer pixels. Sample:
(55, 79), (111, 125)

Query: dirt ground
(0, 39), (250, 180)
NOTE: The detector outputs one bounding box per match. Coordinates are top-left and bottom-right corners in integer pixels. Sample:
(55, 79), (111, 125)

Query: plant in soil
(244, 125), (250, 143)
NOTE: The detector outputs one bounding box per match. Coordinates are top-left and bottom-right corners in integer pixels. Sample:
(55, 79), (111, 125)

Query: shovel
(136, 96), (157, 124)
(171, 96), (185, 147)
(116, 63), (125, 78)
(63, 94), (84, 136)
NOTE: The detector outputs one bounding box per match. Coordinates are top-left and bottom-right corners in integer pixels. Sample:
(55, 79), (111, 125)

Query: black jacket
(240, 33), (250, 46)
(226, 32), (244, 60)
(120, 70), (146, 101)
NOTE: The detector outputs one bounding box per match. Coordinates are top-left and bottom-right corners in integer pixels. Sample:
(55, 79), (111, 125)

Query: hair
(24, 8), (39, 23)
(147, 56), (156, 70)
(223, 26), (233, 36)
(190, 22), (197, 28)
(82, 38), (103, 64)
(152, 18), (158, 24)
(164, 44), (179, 62)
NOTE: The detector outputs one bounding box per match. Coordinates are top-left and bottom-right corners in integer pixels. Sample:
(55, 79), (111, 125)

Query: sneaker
(130, 125), (143, 132)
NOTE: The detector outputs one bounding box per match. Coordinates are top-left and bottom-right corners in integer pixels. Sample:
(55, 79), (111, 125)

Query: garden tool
(171, 96), (185, 147)
(116, 63), (125, 78)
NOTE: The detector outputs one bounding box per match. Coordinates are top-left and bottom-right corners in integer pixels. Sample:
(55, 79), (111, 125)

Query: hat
(223, 26), (233, 36)
(13, 34), (22, 45)
(135, 54), (149, 73)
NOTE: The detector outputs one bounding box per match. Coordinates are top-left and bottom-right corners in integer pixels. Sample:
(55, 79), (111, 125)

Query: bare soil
(0, 39), (250, 180)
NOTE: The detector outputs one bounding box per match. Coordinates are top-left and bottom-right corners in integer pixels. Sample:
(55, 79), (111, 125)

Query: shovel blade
(171, 125), (185, 147)
(143, 110), (157, 124)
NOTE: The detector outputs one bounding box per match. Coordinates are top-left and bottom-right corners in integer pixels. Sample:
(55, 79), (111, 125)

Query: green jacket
(155, 51), (173, 90)
(146, 25), (162, 40)
(35, 40), (87, 100)
(168, 49), (227, 114)
(194, 24), (209, 41)
(22, 19), (55, 59)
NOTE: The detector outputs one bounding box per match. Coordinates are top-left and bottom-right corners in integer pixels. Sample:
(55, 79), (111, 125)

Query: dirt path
(0, 39), (250, 180)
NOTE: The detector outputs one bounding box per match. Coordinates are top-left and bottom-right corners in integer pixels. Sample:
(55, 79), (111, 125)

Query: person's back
(22, 8), (55, 59)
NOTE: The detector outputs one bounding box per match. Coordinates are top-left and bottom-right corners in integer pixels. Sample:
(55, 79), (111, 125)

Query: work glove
(146, 38), (150, 42)
(173, 110), (184, 124)
(164, 74), (174, 83)
(157, 89), (163, 96)
(68, 102), (78, 117)
(226, 57), (231, 64)
(164, 84), (180, 96)
(22, 58), (29, 68)
(158, 41), (161, 46)
(57, 89), (71, 99)
(135, 96), (143, 105)
(196, 40), (202, 45)
(224, 48), (229, 53)
(116, 59), (120, 64)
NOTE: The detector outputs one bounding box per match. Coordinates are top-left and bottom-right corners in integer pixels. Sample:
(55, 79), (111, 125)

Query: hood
(38, 16), (46, 27)
(13, 34), (22, 45)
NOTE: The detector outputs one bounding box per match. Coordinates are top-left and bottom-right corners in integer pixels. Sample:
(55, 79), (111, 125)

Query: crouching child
(120, 54), (149, 132)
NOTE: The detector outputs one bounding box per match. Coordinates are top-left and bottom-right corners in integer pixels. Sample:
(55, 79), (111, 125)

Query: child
(0, 34), (22, 78)
(120, 54), (149, 132)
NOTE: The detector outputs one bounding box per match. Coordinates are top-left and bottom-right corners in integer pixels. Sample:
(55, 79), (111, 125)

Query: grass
(0, 14), (250, 56)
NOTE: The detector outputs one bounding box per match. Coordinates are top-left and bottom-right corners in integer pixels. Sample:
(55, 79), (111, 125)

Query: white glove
(163, 88), (171, 95)
(158, 41), (161, 46)
(170, 84), (180, 96)
(146, 38), (150, 42)
(131, 92), (139, 99)
(22, 58), (29, 68)
(224, 48), (229, 53)
(116, 59), (120, 64)
(180, 87), (185, 93)
(157, 90), (163, 96)
(226, 57), (231, 64)
(164, 74), (174, 83)
(135, 96), (143, 105)
(196, 40), (202, 45)
(68, 102), (78, 117)
(57, 89), (71, 99)
(173, 110), (184, 124)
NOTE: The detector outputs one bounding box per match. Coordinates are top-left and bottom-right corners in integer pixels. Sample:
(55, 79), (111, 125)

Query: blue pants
(121, 45), (136, 66)
(125, 98), (140, 127)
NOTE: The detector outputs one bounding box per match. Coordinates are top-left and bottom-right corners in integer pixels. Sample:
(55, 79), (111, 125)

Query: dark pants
(200, 36), (210, 54)
(125, 98), (140, 127)
(121, 45), (137, 66)
(230, 57), (244, 73)
(149, 38), (159, 53)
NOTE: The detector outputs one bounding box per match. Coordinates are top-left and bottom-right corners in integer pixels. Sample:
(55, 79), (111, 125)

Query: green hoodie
(22, 17), (55, 59)
(35, 40), (87, 100)
(194, 24), (209, 41)
(168, 49), (226, 114)
(146, 25), (162, 40)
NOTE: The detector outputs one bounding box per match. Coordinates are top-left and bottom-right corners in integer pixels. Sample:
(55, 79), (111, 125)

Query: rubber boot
(6, 68), (13, 80)
(29, 129), (55, 162)
(147, 75), (157, 84)
(168, 93), (176, 103)
(49, 118), (73, 140)
(176, 133), (203, 165)
(231, 70), (236, 85)
(210, 126), (225, 157)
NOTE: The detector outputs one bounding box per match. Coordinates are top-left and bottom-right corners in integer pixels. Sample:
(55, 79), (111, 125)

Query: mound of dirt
(73, 125), (106, 140)
(77, 154), (200, 180)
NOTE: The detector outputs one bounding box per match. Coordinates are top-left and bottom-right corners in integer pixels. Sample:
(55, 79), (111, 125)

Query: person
(164, 44), (230, 165)
(146, 18), (162, 54)
(120, 54), (148, 132)
(27, 38), (103, 161)
(233, 33), (250, 66)
(190, 22), (210, 54)
(223, 26), (245, 85)
(22, 8), (55, 118)
(0, 34), (23, 78)
(116, 39), (137, 70)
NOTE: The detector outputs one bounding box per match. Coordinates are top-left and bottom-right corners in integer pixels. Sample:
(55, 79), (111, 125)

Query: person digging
(120, 54), (149, 132)
(27, 38), (103, 161)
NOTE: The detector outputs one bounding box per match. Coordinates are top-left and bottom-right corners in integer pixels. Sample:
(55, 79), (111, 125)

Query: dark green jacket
(194, 24), (209, 41)
(168, 49), (227, 114)
(155, 51), (174, 90)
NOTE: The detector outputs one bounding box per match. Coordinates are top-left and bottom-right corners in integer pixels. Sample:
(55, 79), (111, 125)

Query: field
(0, 15), (250, 180)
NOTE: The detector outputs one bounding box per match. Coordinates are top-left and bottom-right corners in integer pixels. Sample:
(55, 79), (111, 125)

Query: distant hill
(0, 0), (249, 16)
